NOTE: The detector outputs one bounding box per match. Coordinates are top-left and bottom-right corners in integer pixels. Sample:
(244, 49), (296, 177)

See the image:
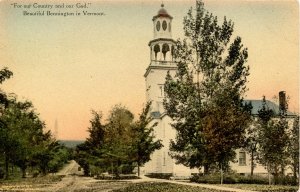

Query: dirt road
(0, 160), (130, 192)
(0, 161), (257, 192)
(47, 160), (130, 192)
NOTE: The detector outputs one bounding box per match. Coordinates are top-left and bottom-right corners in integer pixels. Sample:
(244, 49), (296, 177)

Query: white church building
(141, 4), (296, 177)
(141, 4), (197, 177)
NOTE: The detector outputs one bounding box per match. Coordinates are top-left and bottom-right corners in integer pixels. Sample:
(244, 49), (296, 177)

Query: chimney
(279, 91), (287, 113)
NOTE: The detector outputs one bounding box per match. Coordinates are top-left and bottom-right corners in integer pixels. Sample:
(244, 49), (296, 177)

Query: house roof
(244, 100), (295, 116)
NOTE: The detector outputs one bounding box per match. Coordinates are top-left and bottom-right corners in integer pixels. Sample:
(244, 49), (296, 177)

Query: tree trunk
(250, 150), (254, 177)
(274, 166), (279, 185)
(293, 162), (297, 185)
(220, 164), (223, 185)
(137, 163), (140, 177)
(5, 153), (9, 180)
(203, 164), (210, 175)
(21, 167), (26, 178)
(268, 164), (271, 185)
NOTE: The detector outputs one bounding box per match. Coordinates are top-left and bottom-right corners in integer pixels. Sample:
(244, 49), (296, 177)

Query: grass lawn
(217, 184), (298, 192)
(112, 182), (225, 192)
(0, 175), (64, 191)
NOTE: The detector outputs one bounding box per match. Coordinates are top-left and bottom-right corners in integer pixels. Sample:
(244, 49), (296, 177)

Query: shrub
(275, 175), (298, 186)
(191, 173), (270, 185)
(145, 173), (173, 179)
(190, 173), (223, 184)
(96, 174), (139, 180)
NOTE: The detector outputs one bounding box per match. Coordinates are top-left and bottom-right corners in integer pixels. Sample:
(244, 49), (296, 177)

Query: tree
(0, 67), (13, 109)
(105, 105), (135, 177)
(75, 105), (136, 177)
(163, 0), (251, 177)
(244, 120), (259, 177)
(0, 68), (68, 178)
(86, 110), (105, 148)
(257, 96), (289, 185)
(75, 110), (106, 176)
(75, 103), (164, 178)
(131, 101), (163, 176)
(288, 115), (299, 185)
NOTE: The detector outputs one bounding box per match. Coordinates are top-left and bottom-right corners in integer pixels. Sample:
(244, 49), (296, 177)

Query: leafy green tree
(0, 68), (68, 178)
(131, 101), (163, 176)
(47, 143), (71, 173)
(257, 96), (289, 184)
(0, 67), (13, 109)
(75, 143), (91, 176)
(0, 68), (13, 84)
(75, 110), (106, 176)
(105, 105), (135, 177)
(0, 67), (13, 179)
(163, 0), (251, 177)
(244, 120), (259, 177)
(75, 103), (164, 178)
(288, 115), (299, 185)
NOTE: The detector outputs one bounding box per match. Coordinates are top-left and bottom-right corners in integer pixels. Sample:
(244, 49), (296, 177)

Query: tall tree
(0, 67), (13, 108)
(131, 101), (163, 176)
(257, 96), (289, 185)
(75, 110), (106, 176)
(288, 115), (299, 185)
(0, 98), (53, 178)
(105, 105), (135, 177)
(0, 67), (13, 179)
(164, 0), (251, 176)
(244, 120), (259, 177)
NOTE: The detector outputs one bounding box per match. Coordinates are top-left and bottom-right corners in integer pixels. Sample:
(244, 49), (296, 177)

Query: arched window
(156, 21), (160, 31)
(154, 44), (160, 60)
(162, 44), (170, 60)
(162, 20), (167, 31)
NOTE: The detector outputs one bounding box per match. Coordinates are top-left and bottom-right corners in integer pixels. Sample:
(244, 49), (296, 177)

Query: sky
(0, 0), (298, 140)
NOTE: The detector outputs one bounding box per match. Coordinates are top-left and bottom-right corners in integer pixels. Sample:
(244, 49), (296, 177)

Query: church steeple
(148, 4), (176, 63)
(144, 4), (177, 104)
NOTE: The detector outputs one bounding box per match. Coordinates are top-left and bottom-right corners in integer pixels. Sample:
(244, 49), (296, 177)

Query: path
(50, 161), (257, 192)
(50, 161), (258, 192)
(133, 175), (258, 192)
(1, 160), (257, 192)
(46, 160), (129, 192)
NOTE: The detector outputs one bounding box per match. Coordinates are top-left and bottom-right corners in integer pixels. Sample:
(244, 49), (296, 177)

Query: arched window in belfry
(162, 43), (170, 61)
(154, 44), (160, 60)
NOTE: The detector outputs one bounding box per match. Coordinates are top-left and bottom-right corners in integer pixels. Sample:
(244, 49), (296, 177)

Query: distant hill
(58, 140), (84, 148)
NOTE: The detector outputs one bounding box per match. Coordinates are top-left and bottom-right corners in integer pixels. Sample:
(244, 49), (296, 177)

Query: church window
(159, 84), (164, 97)
(154, 44), (160, 60)
(156, 21), (161, 31)
(169, 22), (171, 32)
(162, 20), (167, 31)
(162, 44), (170, 60)
(239, 151), (246, 166)
(163, 152), (166, 166)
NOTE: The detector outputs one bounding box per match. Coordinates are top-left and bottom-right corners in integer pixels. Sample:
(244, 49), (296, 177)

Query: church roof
(153, 4), (173, 20)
